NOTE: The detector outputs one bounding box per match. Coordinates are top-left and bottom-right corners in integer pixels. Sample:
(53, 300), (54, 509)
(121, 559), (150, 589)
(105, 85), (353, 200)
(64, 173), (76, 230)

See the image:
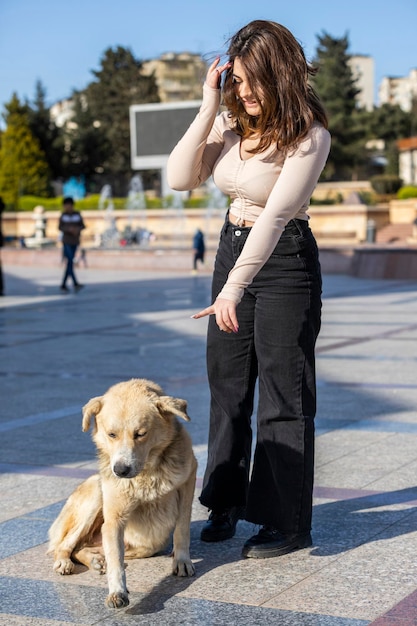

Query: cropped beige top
(167, 84), (331, 304)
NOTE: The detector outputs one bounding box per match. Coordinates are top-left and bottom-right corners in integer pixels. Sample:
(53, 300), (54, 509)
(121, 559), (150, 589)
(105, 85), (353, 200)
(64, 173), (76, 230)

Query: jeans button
(235, 230), (241, 236)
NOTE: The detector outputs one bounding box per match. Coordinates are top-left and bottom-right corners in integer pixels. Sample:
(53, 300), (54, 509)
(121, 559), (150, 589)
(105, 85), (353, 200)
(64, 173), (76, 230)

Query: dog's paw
(91, 554), (106, 574)
(105, 591), (129, 609)
(53, 558), (74, 575)
(172, 557), (195, 577)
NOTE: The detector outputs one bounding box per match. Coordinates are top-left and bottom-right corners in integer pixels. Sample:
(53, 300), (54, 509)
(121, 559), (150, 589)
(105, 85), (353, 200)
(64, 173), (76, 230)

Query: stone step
(376, 223), (413, 243)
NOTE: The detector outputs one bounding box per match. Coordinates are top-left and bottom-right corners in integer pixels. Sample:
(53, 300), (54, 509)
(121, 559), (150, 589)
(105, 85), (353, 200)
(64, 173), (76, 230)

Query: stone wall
(3, 199), (416, 250)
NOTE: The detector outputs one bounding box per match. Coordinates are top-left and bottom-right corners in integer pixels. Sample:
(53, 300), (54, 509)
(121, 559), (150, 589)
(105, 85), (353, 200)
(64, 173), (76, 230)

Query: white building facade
(349, 55), (375, 111)
(379, 69), (417, 111)
(398, 137), (417, 185)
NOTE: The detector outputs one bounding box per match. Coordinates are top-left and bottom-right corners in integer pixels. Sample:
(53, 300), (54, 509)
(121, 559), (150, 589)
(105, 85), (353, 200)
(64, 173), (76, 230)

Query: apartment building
(348, 54), (375, 111)
(397, 136), (417, 185)
(379, 68), (417, 111)
(141, 52), (207, 103)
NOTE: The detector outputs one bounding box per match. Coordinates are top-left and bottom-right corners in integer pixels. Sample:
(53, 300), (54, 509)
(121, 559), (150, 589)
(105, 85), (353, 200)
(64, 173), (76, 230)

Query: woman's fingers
(191, 299), (239, 334)
(191, 305), (215, 320)
(206, 57), (231, 89)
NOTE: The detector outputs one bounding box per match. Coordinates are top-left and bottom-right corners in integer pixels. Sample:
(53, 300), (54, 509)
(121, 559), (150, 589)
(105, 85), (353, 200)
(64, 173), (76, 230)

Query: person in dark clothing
(58, 197), (85, 293)
(0, 196), (5, 296)
(192, 228), (205, 272)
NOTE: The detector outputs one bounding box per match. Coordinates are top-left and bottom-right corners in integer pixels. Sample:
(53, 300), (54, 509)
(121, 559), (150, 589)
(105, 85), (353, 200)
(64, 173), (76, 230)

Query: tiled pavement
(1, 260), (417, 625)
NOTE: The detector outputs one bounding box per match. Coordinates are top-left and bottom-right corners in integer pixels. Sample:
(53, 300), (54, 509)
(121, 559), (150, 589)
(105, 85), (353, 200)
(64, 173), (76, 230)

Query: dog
(48, 378), (197, 609)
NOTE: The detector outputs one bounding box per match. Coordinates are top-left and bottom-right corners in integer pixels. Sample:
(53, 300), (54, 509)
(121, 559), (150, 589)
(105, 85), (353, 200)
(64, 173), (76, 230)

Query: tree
(367, 103), (412, 143)
(27, 80), (64, 180)
(61, 90), (110, 190)
(364, 103), (413, 175)
(0, 94), (50, 208)
(313, 33), (365, 180)
(80, 46), (160, 194)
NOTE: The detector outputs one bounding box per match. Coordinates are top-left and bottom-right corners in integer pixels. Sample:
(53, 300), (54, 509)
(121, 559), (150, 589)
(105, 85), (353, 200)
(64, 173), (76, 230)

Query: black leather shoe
(200, 506), (245, 542)
(242, 526), (312, 559)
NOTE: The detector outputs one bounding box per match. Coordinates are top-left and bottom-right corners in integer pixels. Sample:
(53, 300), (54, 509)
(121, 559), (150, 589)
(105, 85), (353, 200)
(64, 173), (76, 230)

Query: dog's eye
(134, 431), (147, 440)
(108, 432), (117, 439)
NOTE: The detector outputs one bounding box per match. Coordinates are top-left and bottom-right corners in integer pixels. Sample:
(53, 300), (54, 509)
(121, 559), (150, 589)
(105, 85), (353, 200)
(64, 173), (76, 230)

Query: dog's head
(82, 378), (190, 479)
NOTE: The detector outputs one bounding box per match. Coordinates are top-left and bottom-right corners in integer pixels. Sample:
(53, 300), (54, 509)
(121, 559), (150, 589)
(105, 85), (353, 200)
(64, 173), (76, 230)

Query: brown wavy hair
(222, 20), (328, 153)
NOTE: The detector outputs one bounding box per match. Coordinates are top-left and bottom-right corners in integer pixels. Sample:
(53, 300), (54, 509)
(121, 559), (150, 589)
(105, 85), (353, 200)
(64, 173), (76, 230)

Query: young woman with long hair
(168, 20), (330, 559)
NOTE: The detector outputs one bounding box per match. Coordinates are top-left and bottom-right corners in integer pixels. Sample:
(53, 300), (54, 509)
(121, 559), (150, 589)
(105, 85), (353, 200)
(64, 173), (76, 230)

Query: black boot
(200, 506), (245, 542)
(242, 526), (312, 558)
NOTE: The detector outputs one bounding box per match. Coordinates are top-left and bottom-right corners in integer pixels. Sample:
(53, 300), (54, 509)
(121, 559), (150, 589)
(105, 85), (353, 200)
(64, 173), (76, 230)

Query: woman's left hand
(191, 298), (239, 334)
(205, 57), (231, 90)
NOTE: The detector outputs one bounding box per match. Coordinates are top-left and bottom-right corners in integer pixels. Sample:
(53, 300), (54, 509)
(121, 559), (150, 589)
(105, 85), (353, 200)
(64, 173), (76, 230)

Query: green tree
(313, 32), (365, 180)
(80, 46), (159, 194)
(367, 103), (411, 143)
(365, 103), (413, 175)
(0, 94), (50, 208)
(61, 90), (110, 190)
(27, 80), (64, 180)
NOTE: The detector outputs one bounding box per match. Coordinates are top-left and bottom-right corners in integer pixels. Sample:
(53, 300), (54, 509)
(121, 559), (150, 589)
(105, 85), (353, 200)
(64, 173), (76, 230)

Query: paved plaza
(1, 259), (417, 625)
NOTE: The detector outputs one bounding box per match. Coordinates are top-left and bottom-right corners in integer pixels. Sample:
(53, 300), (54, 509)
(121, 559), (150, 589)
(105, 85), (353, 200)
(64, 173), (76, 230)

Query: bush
(397, 185), (417, 200)
(15, 195), (161, 211)
(370, 175), (403, 195)
(146, 197), (164, 209)
(18, 196), (62, 211)
(184, 196), (212, 208)
(358, 191), (378, 205)
(14, 194), (232, 211)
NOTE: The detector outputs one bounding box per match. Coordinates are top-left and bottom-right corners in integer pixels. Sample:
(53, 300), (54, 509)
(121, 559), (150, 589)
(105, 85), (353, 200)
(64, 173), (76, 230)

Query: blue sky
(0, 0), (416, 111)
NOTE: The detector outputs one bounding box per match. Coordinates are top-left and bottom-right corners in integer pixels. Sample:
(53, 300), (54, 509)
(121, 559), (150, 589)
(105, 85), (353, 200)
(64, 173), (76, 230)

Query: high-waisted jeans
(199, 217), (322, 534)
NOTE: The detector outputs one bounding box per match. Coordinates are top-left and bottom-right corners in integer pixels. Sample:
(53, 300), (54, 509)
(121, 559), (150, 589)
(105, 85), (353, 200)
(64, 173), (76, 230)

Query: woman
(167, 20), (331, 559)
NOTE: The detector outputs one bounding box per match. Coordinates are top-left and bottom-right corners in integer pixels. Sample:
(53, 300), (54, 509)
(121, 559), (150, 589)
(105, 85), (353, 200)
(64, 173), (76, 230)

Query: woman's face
(232, 58), (262, 118)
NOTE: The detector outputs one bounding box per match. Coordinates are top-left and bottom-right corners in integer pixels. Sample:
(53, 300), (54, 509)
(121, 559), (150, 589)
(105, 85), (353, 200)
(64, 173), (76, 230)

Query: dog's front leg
(172, 459), (197, 577)
(101, 494), (129, 609)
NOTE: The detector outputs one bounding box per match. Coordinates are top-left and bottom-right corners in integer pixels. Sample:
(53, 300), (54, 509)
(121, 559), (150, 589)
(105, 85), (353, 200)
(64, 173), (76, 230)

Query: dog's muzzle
(113, 461), (136, 478)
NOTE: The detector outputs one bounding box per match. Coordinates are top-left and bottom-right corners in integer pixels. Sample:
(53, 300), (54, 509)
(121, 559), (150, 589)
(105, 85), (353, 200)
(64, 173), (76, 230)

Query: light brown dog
(48, 378), (197, 609)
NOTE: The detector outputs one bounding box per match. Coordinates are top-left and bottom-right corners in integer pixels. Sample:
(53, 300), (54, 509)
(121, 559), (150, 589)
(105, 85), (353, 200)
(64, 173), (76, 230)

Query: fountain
(122, 174), (151, 246)
(24, 205), (55, 248)
(98, 184), (119, 248)
(205, 177), (229, 240)
(167, 190), (187, 245)
(126, 174), (147, 224)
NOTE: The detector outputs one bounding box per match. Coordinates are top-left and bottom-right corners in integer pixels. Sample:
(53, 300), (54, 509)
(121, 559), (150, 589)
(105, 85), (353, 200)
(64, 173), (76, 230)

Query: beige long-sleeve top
(167, 84), (331, 304)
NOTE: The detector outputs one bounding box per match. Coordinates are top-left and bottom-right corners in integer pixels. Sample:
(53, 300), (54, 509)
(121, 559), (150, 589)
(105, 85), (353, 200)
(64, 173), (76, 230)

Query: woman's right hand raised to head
(206, 57), (231, 90)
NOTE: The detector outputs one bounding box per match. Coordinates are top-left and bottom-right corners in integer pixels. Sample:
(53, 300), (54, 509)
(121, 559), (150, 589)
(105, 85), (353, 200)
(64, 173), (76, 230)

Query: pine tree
(0, 94), (50, 208)
(313, 33), (365, 180)
(81, 46), (160, 195)
(27, 80), (64, 180)
(61, 90), (110, 189)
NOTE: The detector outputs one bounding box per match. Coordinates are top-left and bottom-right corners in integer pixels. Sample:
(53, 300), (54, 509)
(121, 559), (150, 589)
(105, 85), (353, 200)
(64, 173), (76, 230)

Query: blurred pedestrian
(58, 197), (85, 293)
(192, 228), (205, 273)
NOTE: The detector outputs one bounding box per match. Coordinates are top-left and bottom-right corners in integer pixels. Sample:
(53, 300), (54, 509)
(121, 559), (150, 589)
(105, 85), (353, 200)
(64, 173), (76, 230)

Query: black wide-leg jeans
(200, 217), (322, 534)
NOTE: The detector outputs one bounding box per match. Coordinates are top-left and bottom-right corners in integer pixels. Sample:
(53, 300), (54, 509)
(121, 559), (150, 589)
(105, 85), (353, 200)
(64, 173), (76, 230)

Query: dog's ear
(156, 396), (190, 422)
(82, 397), (103, 432)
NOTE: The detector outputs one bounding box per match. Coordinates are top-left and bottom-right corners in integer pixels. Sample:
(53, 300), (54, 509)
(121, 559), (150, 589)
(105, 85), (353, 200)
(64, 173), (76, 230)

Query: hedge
(14, 194), (223, 212)
(397, 186), (417, 200)
(370, 175), (403, 195)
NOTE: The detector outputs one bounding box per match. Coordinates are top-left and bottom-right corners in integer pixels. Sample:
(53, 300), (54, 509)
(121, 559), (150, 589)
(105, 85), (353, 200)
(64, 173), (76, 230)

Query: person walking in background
(58, 197), (85, 294)
(0, 196), (5, 296)
(168, 20), (330, 559)
(192, 228), (206, 273)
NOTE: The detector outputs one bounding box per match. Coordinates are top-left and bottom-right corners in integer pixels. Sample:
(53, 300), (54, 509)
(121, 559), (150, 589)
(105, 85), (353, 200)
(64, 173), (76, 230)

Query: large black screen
(132, 105), (200, 157)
